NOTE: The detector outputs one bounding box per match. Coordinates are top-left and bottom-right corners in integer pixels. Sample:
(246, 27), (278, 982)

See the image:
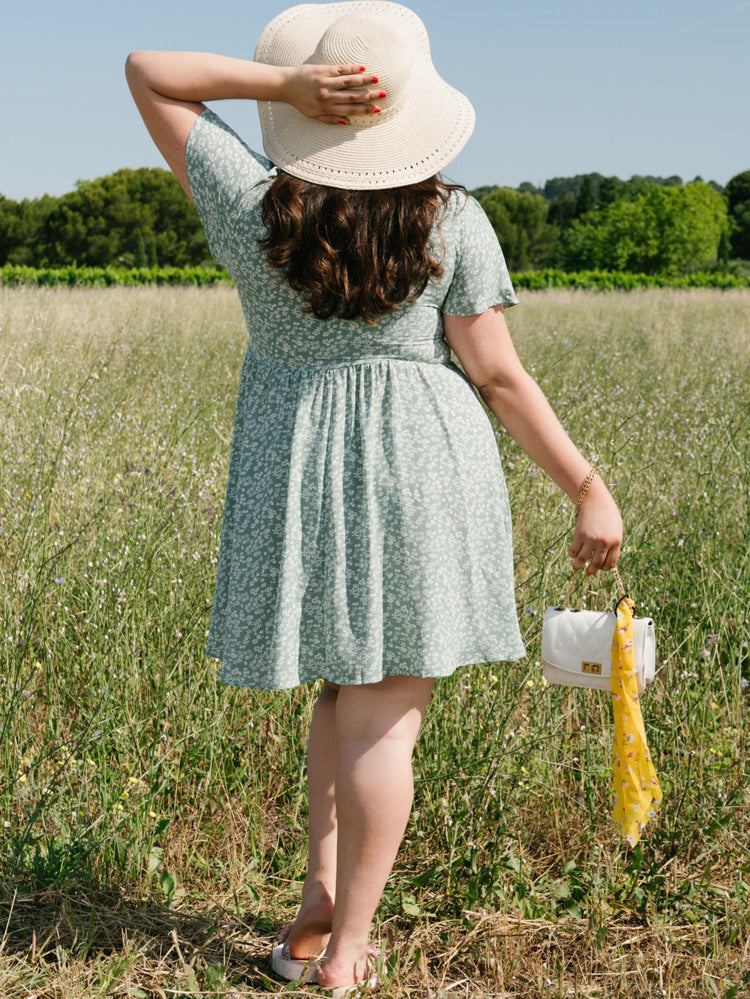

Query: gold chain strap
(557, 566), (628, 610)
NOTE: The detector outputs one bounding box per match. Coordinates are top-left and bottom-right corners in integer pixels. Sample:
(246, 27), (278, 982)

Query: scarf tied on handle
(610, 594), (663, 845)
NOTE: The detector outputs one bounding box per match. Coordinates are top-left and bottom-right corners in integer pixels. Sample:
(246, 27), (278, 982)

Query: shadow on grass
(0, 883), (284, 995)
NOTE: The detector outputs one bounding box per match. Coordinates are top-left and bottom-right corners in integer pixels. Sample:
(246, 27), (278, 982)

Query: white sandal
(270, 941), (322, 983)
(271, 938), (381, 994)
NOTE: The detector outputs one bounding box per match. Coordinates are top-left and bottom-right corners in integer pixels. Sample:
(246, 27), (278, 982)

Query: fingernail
(372, 106), (381, 113)
(378, 91), (387, 98)
(338, 118), (349, 125)
(359, 66), (366, 72)
(371, 76), (379, 83)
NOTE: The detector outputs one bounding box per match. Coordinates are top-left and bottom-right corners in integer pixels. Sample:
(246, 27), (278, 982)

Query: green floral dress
(186, 109), (526, 689)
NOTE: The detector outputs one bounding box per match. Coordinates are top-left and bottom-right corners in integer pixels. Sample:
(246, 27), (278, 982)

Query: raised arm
(444, 306), (623, 575)
(125, 51), (383, 198)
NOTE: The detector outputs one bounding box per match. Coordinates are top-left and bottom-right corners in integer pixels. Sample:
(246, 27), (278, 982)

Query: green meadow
(1, 286), (748, 997)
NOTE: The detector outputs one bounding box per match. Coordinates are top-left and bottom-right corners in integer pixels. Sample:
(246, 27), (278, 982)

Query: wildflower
(54, 577), (65, 584)
(740, 679), (749, 689)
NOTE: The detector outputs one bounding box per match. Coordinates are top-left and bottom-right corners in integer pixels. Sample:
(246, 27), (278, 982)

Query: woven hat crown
(310, 15), (408, 125)
(255, 2), (475, 190)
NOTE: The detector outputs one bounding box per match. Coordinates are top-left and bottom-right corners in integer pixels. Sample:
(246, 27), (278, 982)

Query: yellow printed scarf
(610, 595), (662, 845)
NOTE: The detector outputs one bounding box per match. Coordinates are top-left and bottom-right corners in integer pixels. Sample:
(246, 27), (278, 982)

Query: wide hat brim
(254, 1), (475, 189)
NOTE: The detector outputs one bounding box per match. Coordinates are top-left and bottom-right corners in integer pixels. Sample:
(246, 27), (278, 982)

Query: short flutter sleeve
(441, 195), (519, 316)
(185, 108), (277, 266)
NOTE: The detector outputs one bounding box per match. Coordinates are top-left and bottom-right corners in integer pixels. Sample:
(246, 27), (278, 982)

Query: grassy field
(1, 286), (748, 998)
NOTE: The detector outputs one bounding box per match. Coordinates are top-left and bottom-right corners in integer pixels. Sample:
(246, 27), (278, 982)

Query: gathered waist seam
(247, 348), (451, 372)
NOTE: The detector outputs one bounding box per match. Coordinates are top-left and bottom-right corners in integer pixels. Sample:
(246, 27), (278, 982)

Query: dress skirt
(204, 345), (526, 689)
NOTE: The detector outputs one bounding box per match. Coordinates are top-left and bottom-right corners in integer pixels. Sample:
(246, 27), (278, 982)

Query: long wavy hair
(259, 173), (466, 325)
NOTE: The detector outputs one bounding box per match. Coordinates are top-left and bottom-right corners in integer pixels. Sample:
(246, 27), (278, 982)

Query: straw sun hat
(254, 1), (475, 189)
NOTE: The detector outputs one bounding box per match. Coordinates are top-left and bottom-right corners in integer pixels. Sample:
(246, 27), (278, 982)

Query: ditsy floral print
(610, 596), (663, 843)
(186, 109), (526, 689)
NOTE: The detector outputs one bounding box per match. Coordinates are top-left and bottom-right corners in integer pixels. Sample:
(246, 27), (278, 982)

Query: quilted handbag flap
(542, 608), (615, 676)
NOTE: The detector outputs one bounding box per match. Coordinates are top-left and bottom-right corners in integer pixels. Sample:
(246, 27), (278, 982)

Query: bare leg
(316, 674), (435, 989)
(284, 681), (339, 959)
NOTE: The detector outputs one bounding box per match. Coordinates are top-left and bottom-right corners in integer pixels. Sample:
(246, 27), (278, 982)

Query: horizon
(2, 165), (731, 206)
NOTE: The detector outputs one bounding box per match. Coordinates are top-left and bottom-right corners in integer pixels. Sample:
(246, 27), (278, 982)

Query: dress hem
(205, 646), (528, 691)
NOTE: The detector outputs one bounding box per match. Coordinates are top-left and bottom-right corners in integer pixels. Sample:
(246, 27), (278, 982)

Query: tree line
(0, 169), (211, 270)
(1, 166), (749, 275)
(476, 170), (750, 275)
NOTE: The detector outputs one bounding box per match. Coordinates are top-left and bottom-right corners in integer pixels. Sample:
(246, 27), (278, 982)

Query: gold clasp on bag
(582, 661), (602, 675)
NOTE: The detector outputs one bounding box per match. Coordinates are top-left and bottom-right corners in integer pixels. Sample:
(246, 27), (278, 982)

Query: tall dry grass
(1, 286), (748, 997)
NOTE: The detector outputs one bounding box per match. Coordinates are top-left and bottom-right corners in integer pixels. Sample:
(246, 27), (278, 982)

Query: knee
(335, 676), (435, 747)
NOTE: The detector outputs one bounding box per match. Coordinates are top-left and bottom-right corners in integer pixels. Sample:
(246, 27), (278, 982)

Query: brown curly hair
(259, 173), (465, 325)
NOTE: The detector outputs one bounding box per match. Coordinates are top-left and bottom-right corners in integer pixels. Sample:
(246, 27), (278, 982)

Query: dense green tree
(562, 182), (729, 274)
(470, 184), (501, 202)
(725, 169), (750, 259)
(38, 168), (211, 267)
(0, 196), (22, 264)
(480, 187), (558, 271)
(718, 228), (731, 264)
(598, 176), (620, 205)
(0, 195), (57, 266)
(1, 168), (212, 268)
(543, 175), (601, 202)
(135, 229), (147, 268)
(729, 200), (750, 259)
(574, 175), (596, 217)
(547, 192), (577, 231)
(725, 170), (750, 211)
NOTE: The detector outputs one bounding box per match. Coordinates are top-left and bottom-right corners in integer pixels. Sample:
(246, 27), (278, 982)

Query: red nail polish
(378, 91), (387, 98)
(359, 66), (366, 72)
(373, 107), (381, 113)
(371, 76), (379, 83)
(338, 118), (349, 125)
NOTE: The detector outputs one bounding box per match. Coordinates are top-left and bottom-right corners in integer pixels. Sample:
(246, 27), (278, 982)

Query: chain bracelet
(574, 468), (598, 520)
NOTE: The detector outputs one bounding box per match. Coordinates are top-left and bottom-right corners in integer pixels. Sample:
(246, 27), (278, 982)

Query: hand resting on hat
(280, 63), (385, 124)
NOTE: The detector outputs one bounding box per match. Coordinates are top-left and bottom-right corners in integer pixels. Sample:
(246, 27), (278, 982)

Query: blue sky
(2, 0), (748, 200)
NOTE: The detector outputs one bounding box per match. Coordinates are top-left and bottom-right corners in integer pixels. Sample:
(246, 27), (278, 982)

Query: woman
(126, 2), (622, 993)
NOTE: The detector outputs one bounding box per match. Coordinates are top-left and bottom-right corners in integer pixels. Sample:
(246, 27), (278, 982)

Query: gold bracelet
(574, 468), (598, 520)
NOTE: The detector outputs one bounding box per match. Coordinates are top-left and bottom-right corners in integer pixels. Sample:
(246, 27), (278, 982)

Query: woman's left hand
(281, 64), (385, 124)
(568, 476), (624, 576)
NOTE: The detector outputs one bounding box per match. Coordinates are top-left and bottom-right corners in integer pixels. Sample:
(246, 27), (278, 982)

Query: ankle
(301, 878), (335, 912)
(316, 947), (372, 989)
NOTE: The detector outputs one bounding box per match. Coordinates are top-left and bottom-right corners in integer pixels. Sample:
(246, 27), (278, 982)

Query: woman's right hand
(281, 64), (385, 124)
(568, 475), (623, 576)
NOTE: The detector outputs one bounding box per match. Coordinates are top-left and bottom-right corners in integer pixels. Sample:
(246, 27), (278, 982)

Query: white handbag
(541, 569), (656, 693)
